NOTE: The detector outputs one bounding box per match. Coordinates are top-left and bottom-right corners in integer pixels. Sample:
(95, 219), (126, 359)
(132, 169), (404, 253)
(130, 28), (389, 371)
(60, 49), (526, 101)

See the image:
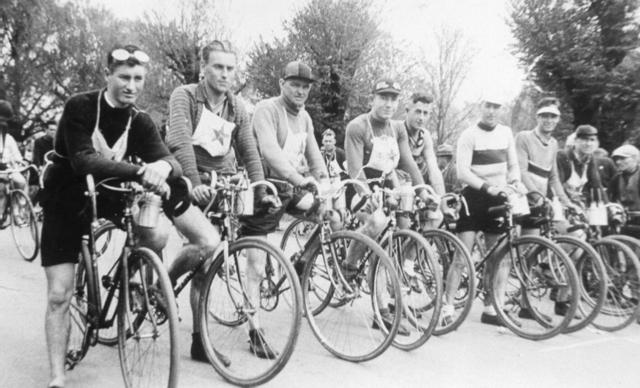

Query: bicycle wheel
(420, 228), (475, 336)
(118, 247), (179, 388)
(554, 235), (607, 333)
(199, 237), (302, 387)
(492, 235), (579, 340)
(93, 221), (128, 346)
(302, 230), (402, 362)
(590, 236), (640, 331)
(379, 229), (442, 350)
(280, 218), (317, 254)
(66, 256), (92, 370)
(9, 190), (39, 261)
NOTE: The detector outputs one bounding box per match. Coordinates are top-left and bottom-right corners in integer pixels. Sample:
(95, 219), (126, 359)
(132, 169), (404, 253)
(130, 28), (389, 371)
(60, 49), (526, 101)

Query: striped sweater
(165, 82), (264, 187)
(456, 122), (520, 189)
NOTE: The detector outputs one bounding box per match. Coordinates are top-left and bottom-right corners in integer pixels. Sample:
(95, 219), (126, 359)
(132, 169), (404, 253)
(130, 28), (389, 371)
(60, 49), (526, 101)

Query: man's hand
(192, 184), (214, 206)
(137, 160), (172, 193)
(486, 185), (503, 197)
(297, 176), (318, 190)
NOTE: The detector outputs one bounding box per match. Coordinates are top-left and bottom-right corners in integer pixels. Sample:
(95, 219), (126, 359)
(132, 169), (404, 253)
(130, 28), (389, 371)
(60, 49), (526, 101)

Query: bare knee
(47, 285), (72, 311)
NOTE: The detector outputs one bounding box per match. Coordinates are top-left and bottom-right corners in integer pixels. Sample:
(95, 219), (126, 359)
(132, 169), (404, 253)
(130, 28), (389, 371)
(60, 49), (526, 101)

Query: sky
(95, 0), (525, 104)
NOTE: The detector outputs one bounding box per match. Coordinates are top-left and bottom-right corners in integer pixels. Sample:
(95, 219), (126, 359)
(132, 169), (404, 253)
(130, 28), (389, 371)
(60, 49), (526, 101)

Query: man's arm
(506, 131), (522, 184)
(130, 113), (182, 179)
(456, 129), (485, 189)
(303, 115), (328, 180)
(253, 103), (304, 186)
(514, 133), (537, 192)
(6, 135), (24, 165)
(165, 86), (200, 185)
(232, 99), (265, 183)
(549, 145), (571, 204)
(421, 132), (445, 195)
(396, 124), (425, 186)
(345, 120), (365, 180)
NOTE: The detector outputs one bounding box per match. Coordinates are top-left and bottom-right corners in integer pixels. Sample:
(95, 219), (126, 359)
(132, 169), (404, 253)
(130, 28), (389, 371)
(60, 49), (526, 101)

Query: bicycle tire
(419, 228), (475, 336)
(302, 230), (402, 362)
(199, 237), (302, 387)
(118, 247), (179, 388)
(66, 252), (93, 370)
(554, 235), (607, 333)
(491, 235), (579, 340)
(9, 189), (39, 261)
(590, 236), (640, 331)
(379, 229), (443, 350)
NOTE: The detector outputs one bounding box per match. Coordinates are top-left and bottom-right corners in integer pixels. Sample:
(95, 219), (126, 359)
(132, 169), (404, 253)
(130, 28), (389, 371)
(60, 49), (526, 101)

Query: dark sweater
(33, 134), (54, 167)
(53, 89), (181, 181)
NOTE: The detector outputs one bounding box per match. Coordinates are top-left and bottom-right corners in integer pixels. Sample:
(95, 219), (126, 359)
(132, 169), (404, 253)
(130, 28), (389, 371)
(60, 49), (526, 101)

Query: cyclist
(0, 100), (27, 224)
(166, 40), (276, 361)
(344, 81), (433, 334)
(454, 94), (525, 326)
(609, 144), (640, 237)
(40, 44), (192, 388)
(405, 92), (445, 195)
(248, 60), (328, 356)
(514, 97), (576, 317)
(320, 128), (347, 180)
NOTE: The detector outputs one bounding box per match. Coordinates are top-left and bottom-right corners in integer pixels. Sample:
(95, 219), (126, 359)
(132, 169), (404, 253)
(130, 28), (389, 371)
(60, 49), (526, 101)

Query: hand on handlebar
(137, 160), (172, 193)
(486, 185), (503, 197)
(192, 184), (214, 206)
(297, 176), (318, 190)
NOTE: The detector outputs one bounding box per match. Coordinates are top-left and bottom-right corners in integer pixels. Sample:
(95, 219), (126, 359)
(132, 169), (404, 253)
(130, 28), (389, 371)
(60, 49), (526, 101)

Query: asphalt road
(2, 225), (640, 388)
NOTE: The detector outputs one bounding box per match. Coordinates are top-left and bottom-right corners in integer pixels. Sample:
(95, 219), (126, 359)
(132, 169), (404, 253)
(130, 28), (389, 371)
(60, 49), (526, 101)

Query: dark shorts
(40, 171), (190, 267)
(455, 186), (508, 234)
(238, 180), (315, 237)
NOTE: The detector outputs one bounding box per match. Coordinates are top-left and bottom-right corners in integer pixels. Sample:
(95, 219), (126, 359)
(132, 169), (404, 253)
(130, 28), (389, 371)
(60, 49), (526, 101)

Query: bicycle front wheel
(302, 230), (402, 362)
(199, 237), (302, 387)
(118, 247), (179, 388)
(554, 235), (607, 333)
(591, 236), (640, 331)
(9, 190), (39, 261)
(492, 235), (579, 340)
(66, 254), (93, 370)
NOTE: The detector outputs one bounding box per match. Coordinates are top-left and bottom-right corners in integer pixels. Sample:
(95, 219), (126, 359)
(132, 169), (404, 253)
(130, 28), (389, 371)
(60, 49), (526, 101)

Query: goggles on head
(111, 49), (150, 64)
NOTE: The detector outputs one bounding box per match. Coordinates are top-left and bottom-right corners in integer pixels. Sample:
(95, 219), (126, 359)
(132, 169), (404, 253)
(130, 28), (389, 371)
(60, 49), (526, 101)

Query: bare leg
(484, 232), (510, 311)
(44, 263), (75, 388)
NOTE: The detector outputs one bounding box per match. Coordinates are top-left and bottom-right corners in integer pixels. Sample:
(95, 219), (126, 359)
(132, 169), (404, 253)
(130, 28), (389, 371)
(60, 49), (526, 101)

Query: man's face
(614, 155), (637, 173)
(280, 78), (312, 108)
(202, 51), (236, 94)
(480, 101), (501, 127)
(371, 93), (399, 120)
(105, 64), (146, 107)
(536, 112), (560, 134)
(406, 101), (430, 130)
(575, 135), (598, 156)
(46, 124), (56, 138)
(322, 134), (336, 150)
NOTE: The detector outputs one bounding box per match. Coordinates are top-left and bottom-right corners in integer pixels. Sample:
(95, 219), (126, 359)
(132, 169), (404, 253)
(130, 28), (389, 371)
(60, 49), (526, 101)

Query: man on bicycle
(40, 44), (192, 388)
(0, 100), (28, 224)
(609, 144), (640, 237)
(515, 97), (578, 317)
(248, 60), (328, 356)
(454, 94), (525, 326)
(166, 40), (275, 361)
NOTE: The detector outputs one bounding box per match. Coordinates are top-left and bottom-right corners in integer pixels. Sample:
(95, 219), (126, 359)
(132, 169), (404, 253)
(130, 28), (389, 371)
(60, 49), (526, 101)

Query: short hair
(200, 40), (236, 64)
(410, 92), (434, 105)
(537, 97), (560, 110)
(322, 129), (335, 138)
(106, 44), (147, 71)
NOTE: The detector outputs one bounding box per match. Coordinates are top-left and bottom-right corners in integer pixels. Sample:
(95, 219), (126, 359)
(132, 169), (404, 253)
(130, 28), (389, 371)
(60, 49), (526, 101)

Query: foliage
(509, 0), (640, 150)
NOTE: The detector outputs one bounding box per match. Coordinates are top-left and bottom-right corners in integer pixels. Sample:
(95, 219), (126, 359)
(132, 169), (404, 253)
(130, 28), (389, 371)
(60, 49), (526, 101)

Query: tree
(509, 0), (640, 150)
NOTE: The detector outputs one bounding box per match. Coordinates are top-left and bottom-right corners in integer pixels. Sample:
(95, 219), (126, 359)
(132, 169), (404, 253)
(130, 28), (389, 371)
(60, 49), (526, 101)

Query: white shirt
(0, 133), (24, 165)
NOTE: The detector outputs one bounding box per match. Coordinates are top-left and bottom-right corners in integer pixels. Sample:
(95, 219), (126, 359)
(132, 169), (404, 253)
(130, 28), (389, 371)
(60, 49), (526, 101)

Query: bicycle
(442, 186), (580, 340)
(0, 164), (39, 261)
(66, 175), (179, 388)
(191, 170), (302, 387)
(280, 178), (403, 361)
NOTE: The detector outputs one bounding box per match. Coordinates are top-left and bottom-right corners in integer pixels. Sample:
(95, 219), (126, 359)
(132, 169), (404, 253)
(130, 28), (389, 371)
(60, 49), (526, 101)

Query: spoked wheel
(420, 228), (475, 336)
(93, 221), (127, 345)
(302, 230), (402, 362)
(9, 190), (39, 261)
(554, 235), (607, 333)
(492, 235), (579, 340)
(379, 229), (443, 350)
(118, 247), (179, 388)
(590, 237), (640, 331)
(199, 237), (302, 387)
(66, 258), (93, 370)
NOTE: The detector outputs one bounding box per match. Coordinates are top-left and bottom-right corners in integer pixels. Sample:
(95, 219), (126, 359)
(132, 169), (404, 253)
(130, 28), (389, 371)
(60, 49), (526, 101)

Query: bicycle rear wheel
(419, 228), (475, 336)
(492, 235), (579, 340)
(199, 237), (302, 387)
(379, 229), (442, 350)
(302, 230), (401, 362)
(9, 190), (39, 261)
(554, 235), (607, 333)
(118, 247), (179, 388)
(590, 236), (640, 331)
